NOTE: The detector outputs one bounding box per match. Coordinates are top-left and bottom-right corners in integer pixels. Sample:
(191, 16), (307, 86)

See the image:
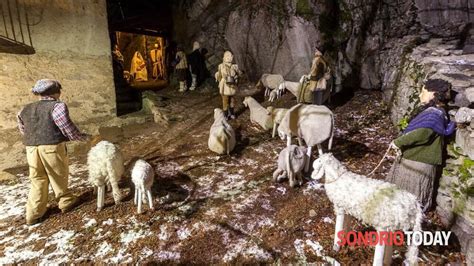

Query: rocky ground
(0, 86), (466, 264)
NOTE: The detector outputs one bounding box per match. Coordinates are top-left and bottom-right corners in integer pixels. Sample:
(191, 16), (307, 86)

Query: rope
(367, 144), (393, 176)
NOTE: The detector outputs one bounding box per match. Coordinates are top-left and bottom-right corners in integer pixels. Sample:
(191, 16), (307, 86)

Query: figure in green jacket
(387, 79), (456, 212)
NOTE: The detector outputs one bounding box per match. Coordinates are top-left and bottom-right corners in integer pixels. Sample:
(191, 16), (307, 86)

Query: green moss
(363, 187), (397, 223)
(394, 59), (426, 131)
(448, 156), (473, 213)
(453, 195), (467, 215)
(462, 158), (474, 169)
(447, 143), (464, 158)
(397, 117), (409, 131)
(295, 0), (314, 20)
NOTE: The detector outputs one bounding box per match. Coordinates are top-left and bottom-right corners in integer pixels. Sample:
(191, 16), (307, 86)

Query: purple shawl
(404, 107), (456, 136)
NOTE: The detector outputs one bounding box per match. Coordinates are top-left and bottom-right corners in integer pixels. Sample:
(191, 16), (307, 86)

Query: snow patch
(102, 218), (114, 226)
(83, 218), (97, 228)
(223, 238), (272, 263)
(177, 226), (191, 240)
(155, 251), (181, 262)
(120, 229), (151, 246)
(322, 217), (334, 224)
(159, 224), (169, 240)
(303, 180), (324, 195)
(277, 186), (286, 195)
(95, 242), (113, 257)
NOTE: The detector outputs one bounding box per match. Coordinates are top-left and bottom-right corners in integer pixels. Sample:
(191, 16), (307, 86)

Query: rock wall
(0, 0), (116, 170)
(173, 0), (473, 89)
(387, 39), (474, 266)
(439, 112), (474, 265)
(173, 0), (323, 81)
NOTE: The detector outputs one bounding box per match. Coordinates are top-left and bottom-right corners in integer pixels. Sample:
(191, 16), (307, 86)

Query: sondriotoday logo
(336, 231), (452, 246)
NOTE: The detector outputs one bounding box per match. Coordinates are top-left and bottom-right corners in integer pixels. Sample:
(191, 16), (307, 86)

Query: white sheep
(268, 89), (279, 102)
(87, 141), (125, 211)
(277, 103), (334, 171)
(275, 79), (331, 104)
(256, 73), (284, 99)
(266, 106), (289, 138)
(242, 96), (273, 130)
(131, 159), (155, 214)
(275, 80), (300, 101)
(273, 145), (308, 187)
(311, 153), (423, 266)
(208, 108), (236, 155)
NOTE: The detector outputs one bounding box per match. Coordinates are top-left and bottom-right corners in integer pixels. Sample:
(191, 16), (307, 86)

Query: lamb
(277, 103), (334, 171)
(131, 159), (155, 214)
(268, 89), (279, 102)
(87, 141), (125, 211)
(311, 153), (423, 265)
(208, 108), (236, 155)
(273, 145), (308, 187)
(242, 96), (273, 130)
(256, 73), (284, 99)
(266, 106), (289, 138)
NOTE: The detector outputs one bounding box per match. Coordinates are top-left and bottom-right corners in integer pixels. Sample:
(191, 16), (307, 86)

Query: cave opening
(106, 0), (173, 116)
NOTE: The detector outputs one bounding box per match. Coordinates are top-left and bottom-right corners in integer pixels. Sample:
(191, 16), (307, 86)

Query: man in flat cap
(17, 79), (87, 225)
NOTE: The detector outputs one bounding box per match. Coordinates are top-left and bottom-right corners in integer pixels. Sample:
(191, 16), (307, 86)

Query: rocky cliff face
(172, 0), (472, 88)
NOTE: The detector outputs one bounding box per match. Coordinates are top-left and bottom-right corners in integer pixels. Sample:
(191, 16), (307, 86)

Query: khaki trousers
(25, 142), (75, 222)
(221, 95), (235, 111)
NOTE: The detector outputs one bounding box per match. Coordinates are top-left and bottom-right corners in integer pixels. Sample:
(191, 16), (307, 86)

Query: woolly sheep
(208, 108), (236, 155)
(87, 141), (124, 211)
(275, 80), (300, 100)
(275, 80), (331, 104)
(256, 73), (284, 99)
(277, 103), (334, 171)
(311, 153), (423, 265)
(131, 159), (155, 214)
(273, 145), (308, 187)
(266, 106), (289, 138)
(242, 96), (273, 130)
(268, 90), (279, 102)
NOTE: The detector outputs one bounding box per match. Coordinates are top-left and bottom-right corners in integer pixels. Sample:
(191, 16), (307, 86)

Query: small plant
(397, 116), (409, 131)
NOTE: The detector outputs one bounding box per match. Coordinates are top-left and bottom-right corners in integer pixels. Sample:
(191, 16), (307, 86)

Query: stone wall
(0, 0), (116, 170)
(388, 40), (474, 265)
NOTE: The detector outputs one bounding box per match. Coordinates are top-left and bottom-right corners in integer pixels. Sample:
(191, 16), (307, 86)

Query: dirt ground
(0, 86), (466, 264)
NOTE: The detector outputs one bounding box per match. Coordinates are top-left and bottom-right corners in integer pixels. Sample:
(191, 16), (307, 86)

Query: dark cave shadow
(326, 138), (376, 161)
(152, 172), (194, 208)
(327, 88), (355, 109)
(215, 220), (279, 260)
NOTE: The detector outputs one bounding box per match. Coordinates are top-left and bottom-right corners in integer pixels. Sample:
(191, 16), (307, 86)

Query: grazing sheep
(275, 80), (300, 100)
(256, 73), (284, 99)
(243, 96), (273, 130)
(277, 103), (334, 171)
(275, 79), (331, 104)
(273, 145), (308, 187)
(311, 153), (423, 266)
(208, 108), (236, 155)
(131, 159), (155, 214)
(87, 141), (125, 211)
(266, 106), (289, 138)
